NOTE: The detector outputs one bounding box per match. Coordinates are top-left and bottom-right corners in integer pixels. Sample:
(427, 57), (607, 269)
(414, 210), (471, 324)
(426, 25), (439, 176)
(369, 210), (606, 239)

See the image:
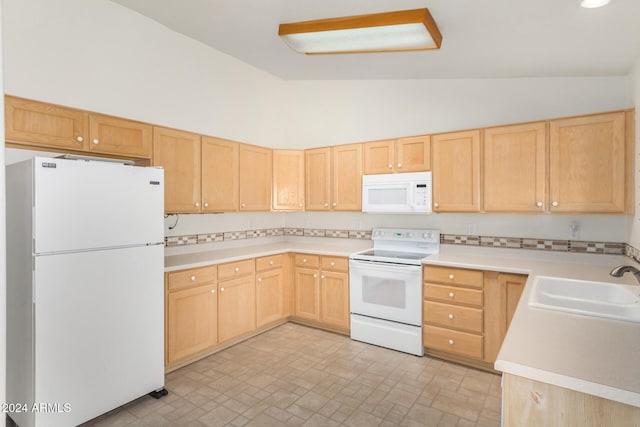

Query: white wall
(627, 56), (640, 248)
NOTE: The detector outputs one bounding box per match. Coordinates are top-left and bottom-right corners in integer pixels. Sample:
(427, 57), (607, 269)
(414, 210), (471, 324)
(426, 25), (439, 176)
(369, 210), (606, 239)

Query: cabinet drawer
(295, 254), (320, 268)
(256, 254), (284, 272)
(423, 325), (483, 360)
(423, 283), (483, 307)
(321, 256), (348, 272)
(218, 259), (255, 280)
(424, 266), (483, 288)
(424, 301), (483, 333)
(167, 265), (217, 292)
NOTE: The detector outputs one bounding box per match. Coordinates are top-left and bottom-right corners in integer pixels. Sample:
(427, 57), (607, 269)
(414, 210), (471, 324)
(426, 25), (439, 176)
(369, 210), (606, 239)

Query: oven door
(349, 259), (422, 326)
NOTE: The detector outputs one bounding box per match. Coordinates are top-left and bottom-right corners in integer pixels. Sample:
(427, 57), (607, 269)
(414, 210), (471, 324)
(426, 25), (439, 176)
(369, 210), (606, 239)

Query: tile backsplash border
(165, 227), (630, 257)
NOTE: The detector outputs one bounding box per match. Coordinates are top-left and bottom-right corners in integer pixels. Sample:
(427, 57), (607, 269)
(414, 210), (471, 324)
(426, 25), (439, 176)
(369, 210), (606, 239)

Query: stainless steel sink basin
(528, 276), (640, 323)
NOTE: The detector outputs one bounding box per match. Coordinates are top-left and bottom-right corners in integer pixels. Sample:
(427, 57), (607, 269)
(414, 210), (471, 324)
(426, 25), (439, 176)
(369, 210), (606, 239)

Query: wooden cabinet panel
(294, 267), (320, 321)
(273, 150), (305, 211)
(423, 283), (483, 307)
(432, 130), (481, 212)
(321, 256), (349, 272)
(88, 114), (152, 158)
(201, 137), (239, 212)
(218, 275), (256, 343)
(167, 265), (217, 292)
(256, 254), (284, 272)
(256, 268), (284, 327)
(424, 301), (483, 333)
(5, 95), (88, 150)
(152, 127), (201, 213)
(549, 112), (626, 213)
(423, 325), (483, 360)
(218, 259), (255, 281)
(294, 254), (320, 269)
(305, 147), (331, 211)
(320, 271), (350, 330)
(239, 144), (272, 211)
(332, 144), (363, 211)
(424, 266), (483, 289)
(396, 135), (430, 172)
(363, 139), (395, 174)
(483, 122), (546, 212)
(166, 283), (217, 364)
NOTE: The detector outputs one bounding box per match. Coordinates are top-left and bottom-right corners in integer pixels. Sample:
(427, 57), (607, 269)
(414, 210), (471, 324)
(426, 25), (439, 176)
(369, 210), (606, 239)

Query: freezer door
(33, 245), (164, 427)
(33, 157), (163, 254)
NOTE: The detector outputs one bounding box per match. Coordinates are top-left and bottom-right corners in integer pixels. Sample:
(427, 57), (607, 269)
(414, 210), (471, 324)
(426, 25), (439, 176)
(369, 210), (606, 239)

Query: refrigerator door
(33, 245), (164, 427)
(33, 157), (163, 254)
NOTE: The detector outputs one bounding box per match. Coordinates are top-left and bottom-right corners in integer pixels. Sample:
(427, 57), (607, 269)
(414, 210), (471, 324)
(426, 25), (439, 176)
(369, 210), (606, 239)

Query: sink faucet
(610, 265), (640, 284)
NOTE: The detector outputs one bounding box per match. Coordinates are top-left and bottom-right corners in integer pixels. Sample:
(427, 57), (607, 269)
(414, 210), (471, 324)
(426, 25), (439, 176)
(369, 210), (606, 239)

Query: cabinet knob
(388, 164), (393, 169)
(552, 201), (559, 207)
(195, 202), (200, 207)
(313, 274), (317, 278)
(92, 138), (99, 145)
(204, 202), (209, 208)
(324, 203), (329, 208)
(448, 292), (455, 298)
(234, 267), (240, 272)
(448, 274), (455, 280)
(536, 201), (543, 207)
(76, 136), (84, 142)
(241, 203), (246, 208)
(433, 202), (439, 208)
(321, 275), (325, 279)
(397, 163), (402, 168)
(303, 258), (307, 263)
(210, 289), (215, 294)
(448, 314), (454, 319)
(298, 203), (303, 207)
(332, 202), (337, 207)
(448, 339), (455, 345)
(258, 277), (262, 283)
(190, 275), (196, 281)
(330, 261), (335, 267)
(269, 261), (274, 265)
(220, 287), (225, 292)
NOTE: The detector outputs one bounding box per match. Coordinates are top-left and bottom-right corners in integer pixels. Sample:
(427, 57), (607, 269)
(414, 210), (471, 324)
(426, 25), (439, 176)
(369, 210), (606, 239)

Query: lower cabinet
(293, 254), (350, 332)
(423, 265), (526, 369)
(218, 259), (256, 343)
(256, 254), (287, 327)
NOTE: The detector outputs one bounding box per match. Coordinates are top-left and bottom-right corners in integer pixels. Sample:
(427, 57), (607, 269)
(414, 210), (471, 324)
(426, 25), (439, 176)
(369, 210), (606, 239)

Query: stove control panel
(372, 228), (439, 243)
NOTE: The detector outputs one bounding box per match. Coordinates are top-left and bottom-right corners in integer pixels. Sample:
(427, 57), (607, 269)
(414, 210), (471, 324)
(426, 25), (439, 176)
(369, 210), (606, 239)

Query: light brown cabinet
(293, 254), (350, 332)
(272, 150), (305, 211)
(305, 144), (363, 211)
(239, 144), (272, 211)
(431, 130), (481, 212)
(165, 265), (218, 366)
(483, 122), (547, 212)
(217, 259), (256, 343)
(549, 112), (626, 213)
(363, 136), (430, 174)
(256, 254), (286, 327)
(5, 95), (152, 158)
(202, 136), (239, 212)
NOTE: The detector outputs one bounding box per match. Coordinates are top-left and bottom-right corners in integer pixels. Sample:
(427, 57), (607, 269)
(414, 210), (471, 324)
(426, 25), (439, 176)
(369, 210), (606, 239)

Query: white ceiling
(109, 0), (640, 80)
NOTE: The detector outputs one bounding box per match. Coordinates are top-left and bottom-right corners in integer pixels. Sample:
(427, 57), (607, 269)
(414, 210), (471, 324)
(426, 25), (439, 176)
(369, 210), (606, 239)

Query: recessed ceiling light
(580, 0), (611, 8)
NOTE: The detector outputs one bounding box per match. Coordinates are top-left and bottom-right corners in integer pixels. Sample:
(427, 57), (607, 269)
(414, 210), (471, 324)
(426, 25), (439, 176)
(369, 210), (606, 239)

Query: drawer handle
(448, 314), (454, 319)
(190, 275), (196, 281)
(448, 292), (455, 298)
(269, 261), (274, 265)
(303, 258), (307, 263)
(330, 261), (335, 267)
(448, 339), (455, 345)
(234, 267), (240, 272)
(448, 274), (455, 280)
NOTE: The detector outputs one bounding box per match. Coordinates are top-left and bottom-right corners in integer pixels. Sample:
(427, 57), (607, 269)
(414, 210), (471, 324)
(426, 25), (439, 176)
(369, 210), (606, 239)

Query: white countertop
(423, 245), (640, 408)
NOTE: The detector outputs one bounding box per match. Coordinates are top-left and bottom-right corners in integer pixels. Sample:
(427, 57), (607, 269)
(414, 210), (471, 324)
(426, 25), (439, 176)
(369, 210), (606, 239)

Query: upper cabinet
(363, 136), (430, 174)
(202, 137), (239, 212)
(5, 95), (152, 158)
(483, 122), (547, 213)
(152, 127), (202, 213)
(431, 130), (481, 212)
(272, 150), (305, 211)
(239, 144), (272, 211)
(306, 144), (363, 211)
(549, 112), (626, 213)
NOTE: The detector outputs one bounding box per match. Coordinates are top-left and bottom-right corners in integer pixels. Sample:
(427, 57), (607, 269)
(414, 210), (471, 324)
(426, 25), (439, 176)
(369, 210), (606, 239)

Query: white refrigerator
(6, 156), (166, 427)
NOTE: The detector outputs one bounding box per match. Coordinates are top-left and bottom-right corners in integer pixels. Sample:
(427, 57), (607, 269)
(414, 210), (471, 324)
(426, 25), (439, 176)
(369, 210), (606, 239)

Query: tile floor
(76, 323), (501, 426)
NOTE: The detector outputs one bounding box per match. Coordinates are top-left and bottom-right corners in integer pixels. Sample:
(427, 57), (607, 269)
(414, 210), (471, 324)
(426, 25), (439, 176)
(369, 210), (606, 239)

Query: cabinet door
(239, 144), (272, 211)
(88, 114), (152, 158)
(396, 135), (430, 172)
(256, 268), (284, 327)
(549, 112), (625, 213)
(202, 137), (239, 212)
(5, 95), (88, 150)
(483, 123), (546, 212)
(294, 267), (320, 321)
(305, 147), (331, 211)
(320, 271), (350, 330)
(218, 275), (256, 343)
(152, 127), (201, 213)
(432, 130), (481, 212)
(272, 150), (305, 211)
(363, 139), (395, 174)
(166, 284), (217, 364)
(332, 144), (363, 211)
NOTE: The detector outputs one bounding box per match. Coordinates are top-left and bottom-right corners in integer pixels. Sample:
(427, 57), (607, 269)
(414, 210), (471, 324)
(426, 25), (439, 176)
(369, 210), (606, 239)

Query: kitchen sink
(528, 276), (640, 323)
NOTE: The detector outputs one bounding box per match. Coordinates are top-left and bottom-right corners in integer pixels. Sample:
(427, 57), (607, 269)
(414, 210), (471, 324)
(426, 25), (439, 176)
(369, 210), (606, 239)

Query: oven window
(368, 188), (408, 205)
(362, 276), (406, 309)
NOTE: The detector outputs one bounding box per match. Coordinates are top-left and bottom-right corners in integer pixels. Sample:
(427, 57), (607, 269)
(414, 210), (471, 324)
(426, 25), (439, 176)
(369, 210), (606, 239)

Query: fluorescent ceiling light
(580, 0), (611, 8)
(278, 9), (442, 55)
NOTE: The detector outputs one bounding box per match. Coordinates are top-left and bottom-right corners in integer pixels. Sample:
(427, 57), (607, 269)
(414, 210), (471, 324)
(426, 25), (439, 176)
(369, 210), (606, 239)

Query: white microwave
(362, 171), (432, 214)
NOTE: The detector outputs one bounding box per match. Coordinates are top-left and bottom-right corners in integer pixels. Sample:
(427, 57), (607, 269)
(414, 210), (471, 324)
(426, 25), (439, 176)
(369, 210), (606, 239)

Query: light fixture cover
(580, 0), (611, 7)
(278, 8), (443, 55)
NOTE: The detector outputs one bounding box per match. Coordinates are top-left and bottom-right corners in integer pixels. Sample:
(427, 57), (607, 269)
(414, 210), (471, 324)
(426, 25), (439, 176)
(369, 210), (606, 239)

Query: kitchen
(1, 0), (640, 426)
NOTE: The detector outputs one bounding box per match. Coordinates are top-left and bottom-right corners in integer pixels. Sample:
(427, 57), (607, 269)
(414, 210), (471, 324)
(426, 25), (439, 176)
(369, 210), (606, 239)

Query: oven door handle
(349, 259), (421, 273)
